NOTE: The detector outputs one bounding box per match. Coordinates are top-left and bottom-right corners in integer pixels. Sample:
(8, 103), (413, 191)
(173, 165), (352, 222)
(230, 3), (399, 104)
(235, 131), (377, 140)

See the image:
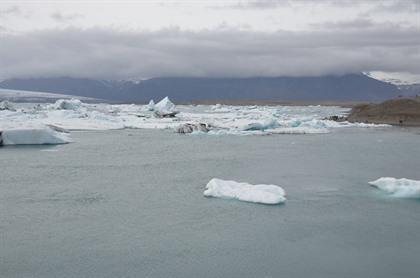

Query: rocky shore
(346, 98), (420, 126)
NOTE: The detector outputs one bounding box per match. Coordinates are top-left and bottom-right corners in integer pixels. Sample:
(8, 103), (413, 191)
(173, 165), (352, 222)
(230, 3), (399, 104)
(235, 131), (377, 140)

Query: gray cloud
(51, 12), (82, 23)
(310, 18), (375, 30)
(222, 0), (419, 12)
(371, 0), (419, 13)
(309, 18), (416, 30)
(222, 0), (291, 10)
(0, 25), (419, 80)
(0, 5), (21, 17)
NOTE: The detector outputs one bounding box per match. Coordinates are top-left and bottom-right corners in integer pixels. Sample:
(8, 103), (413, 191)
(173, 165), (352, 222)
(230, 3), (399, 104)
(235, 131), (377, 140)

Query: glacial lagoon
(1, 127), (420, 278)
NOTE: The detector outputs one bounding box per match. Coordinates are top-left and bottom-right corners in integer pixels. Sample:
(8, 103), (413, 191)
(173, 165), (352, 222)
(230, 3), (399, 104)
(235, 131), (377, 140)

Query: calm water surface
(1, 128), (420, 278)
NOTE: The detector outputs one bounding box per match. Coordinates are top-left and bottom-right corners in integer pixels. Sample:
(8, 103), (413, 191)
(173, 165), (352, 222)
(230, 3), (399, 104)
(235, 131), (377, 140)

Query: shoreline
(346, 97), (420, 127)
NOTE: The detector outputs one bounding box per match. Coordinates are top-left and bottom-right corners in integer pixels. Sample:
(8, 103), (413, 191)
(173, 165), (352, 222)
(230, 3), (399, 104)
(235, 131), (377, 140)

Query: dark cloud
(0, 25), (419, 80)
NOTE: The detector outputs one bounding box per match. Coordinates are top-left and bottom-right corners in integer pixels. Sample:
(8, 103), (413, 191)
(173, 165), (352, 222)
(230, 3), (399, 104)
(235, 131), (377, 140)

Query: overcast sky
(0, 0), (419, 82)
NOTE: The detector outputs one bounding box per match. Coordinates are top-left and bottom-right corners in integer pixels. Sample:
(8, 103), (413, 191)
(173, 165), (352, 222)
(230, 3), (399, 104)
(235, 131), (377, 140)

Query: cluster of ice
(369, 177), (420, 198)
(0, 126), (71, 145)
(0, 98), (388, 136)
(204, 178), (286, 204)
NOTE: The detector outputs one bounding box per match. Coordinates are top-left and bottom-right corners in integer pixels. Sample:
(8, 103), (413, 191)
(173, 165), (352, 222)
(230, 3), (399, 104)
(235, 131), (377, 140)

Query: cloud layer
(0, 24), (419, 80)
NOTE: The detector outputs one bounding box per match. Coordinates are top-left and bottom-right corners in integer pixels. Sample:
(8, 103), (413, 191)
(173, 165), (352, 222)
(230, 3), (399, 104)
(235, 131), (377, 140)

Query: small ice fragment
(204, 178), (286, 204)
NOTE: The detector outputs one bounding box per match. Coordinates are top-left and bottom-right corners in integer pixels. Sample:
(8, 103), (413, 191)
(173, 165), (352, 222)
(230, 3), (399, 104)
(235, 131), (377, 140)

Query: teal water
(1, 128), (420, 278)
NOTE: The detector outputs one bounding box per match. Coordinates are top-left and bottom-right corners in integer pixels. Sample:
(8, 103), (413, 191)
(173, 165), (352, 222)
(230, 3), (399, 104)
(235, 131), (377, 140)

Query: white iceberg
(154, 96), (175, 112)
(204, 178), (286, 204)
(0, 126), (71, 145)
(147, 99), (155, 111)
(368, 177), (420, 198)
(53, 99), (83, 110)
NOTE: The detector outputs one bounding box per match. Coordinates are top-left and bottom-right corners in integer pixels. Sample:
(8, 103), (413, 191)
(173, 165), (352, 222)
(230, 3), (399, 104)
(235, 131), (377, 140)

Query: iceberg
(176, 123), (209, 134)
(154, 96), (175, 112)
(368, 177), (420, 198)
(204, 178), (286, 204)
(0, 126), (71, 145)
(147, 99), (155, 111)
(0, 100), (16, 111)
(240, 119), (279, 131)
(53, 99), (83, 110)
(213, 103), (222, 110)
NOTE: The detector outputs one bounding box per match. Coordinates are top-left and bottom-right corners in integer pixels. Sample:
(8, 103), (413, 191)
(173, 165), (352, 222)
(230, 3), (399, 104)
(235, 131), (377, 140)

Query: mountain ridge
(0, 74), (400, 102)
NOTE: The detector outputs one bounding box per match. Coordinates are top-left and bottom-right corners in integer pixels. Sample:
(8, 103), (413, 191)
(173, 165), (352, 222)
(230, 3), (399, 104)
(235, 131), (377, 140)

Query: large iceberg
(154, 96), (175, 112)
(204, 178), (286, 204)
(0, 126), (71, 145)
(368, 177), (420, 198)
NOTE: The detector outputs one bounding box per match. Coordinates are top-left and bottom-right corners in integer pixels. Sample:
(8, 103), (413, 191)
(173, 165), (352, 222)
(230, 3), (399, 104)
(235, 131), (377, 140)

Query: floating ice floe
(204, 178), (286, 204)
(368, 177), (420, 198)
(0, 126), (71, 145)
